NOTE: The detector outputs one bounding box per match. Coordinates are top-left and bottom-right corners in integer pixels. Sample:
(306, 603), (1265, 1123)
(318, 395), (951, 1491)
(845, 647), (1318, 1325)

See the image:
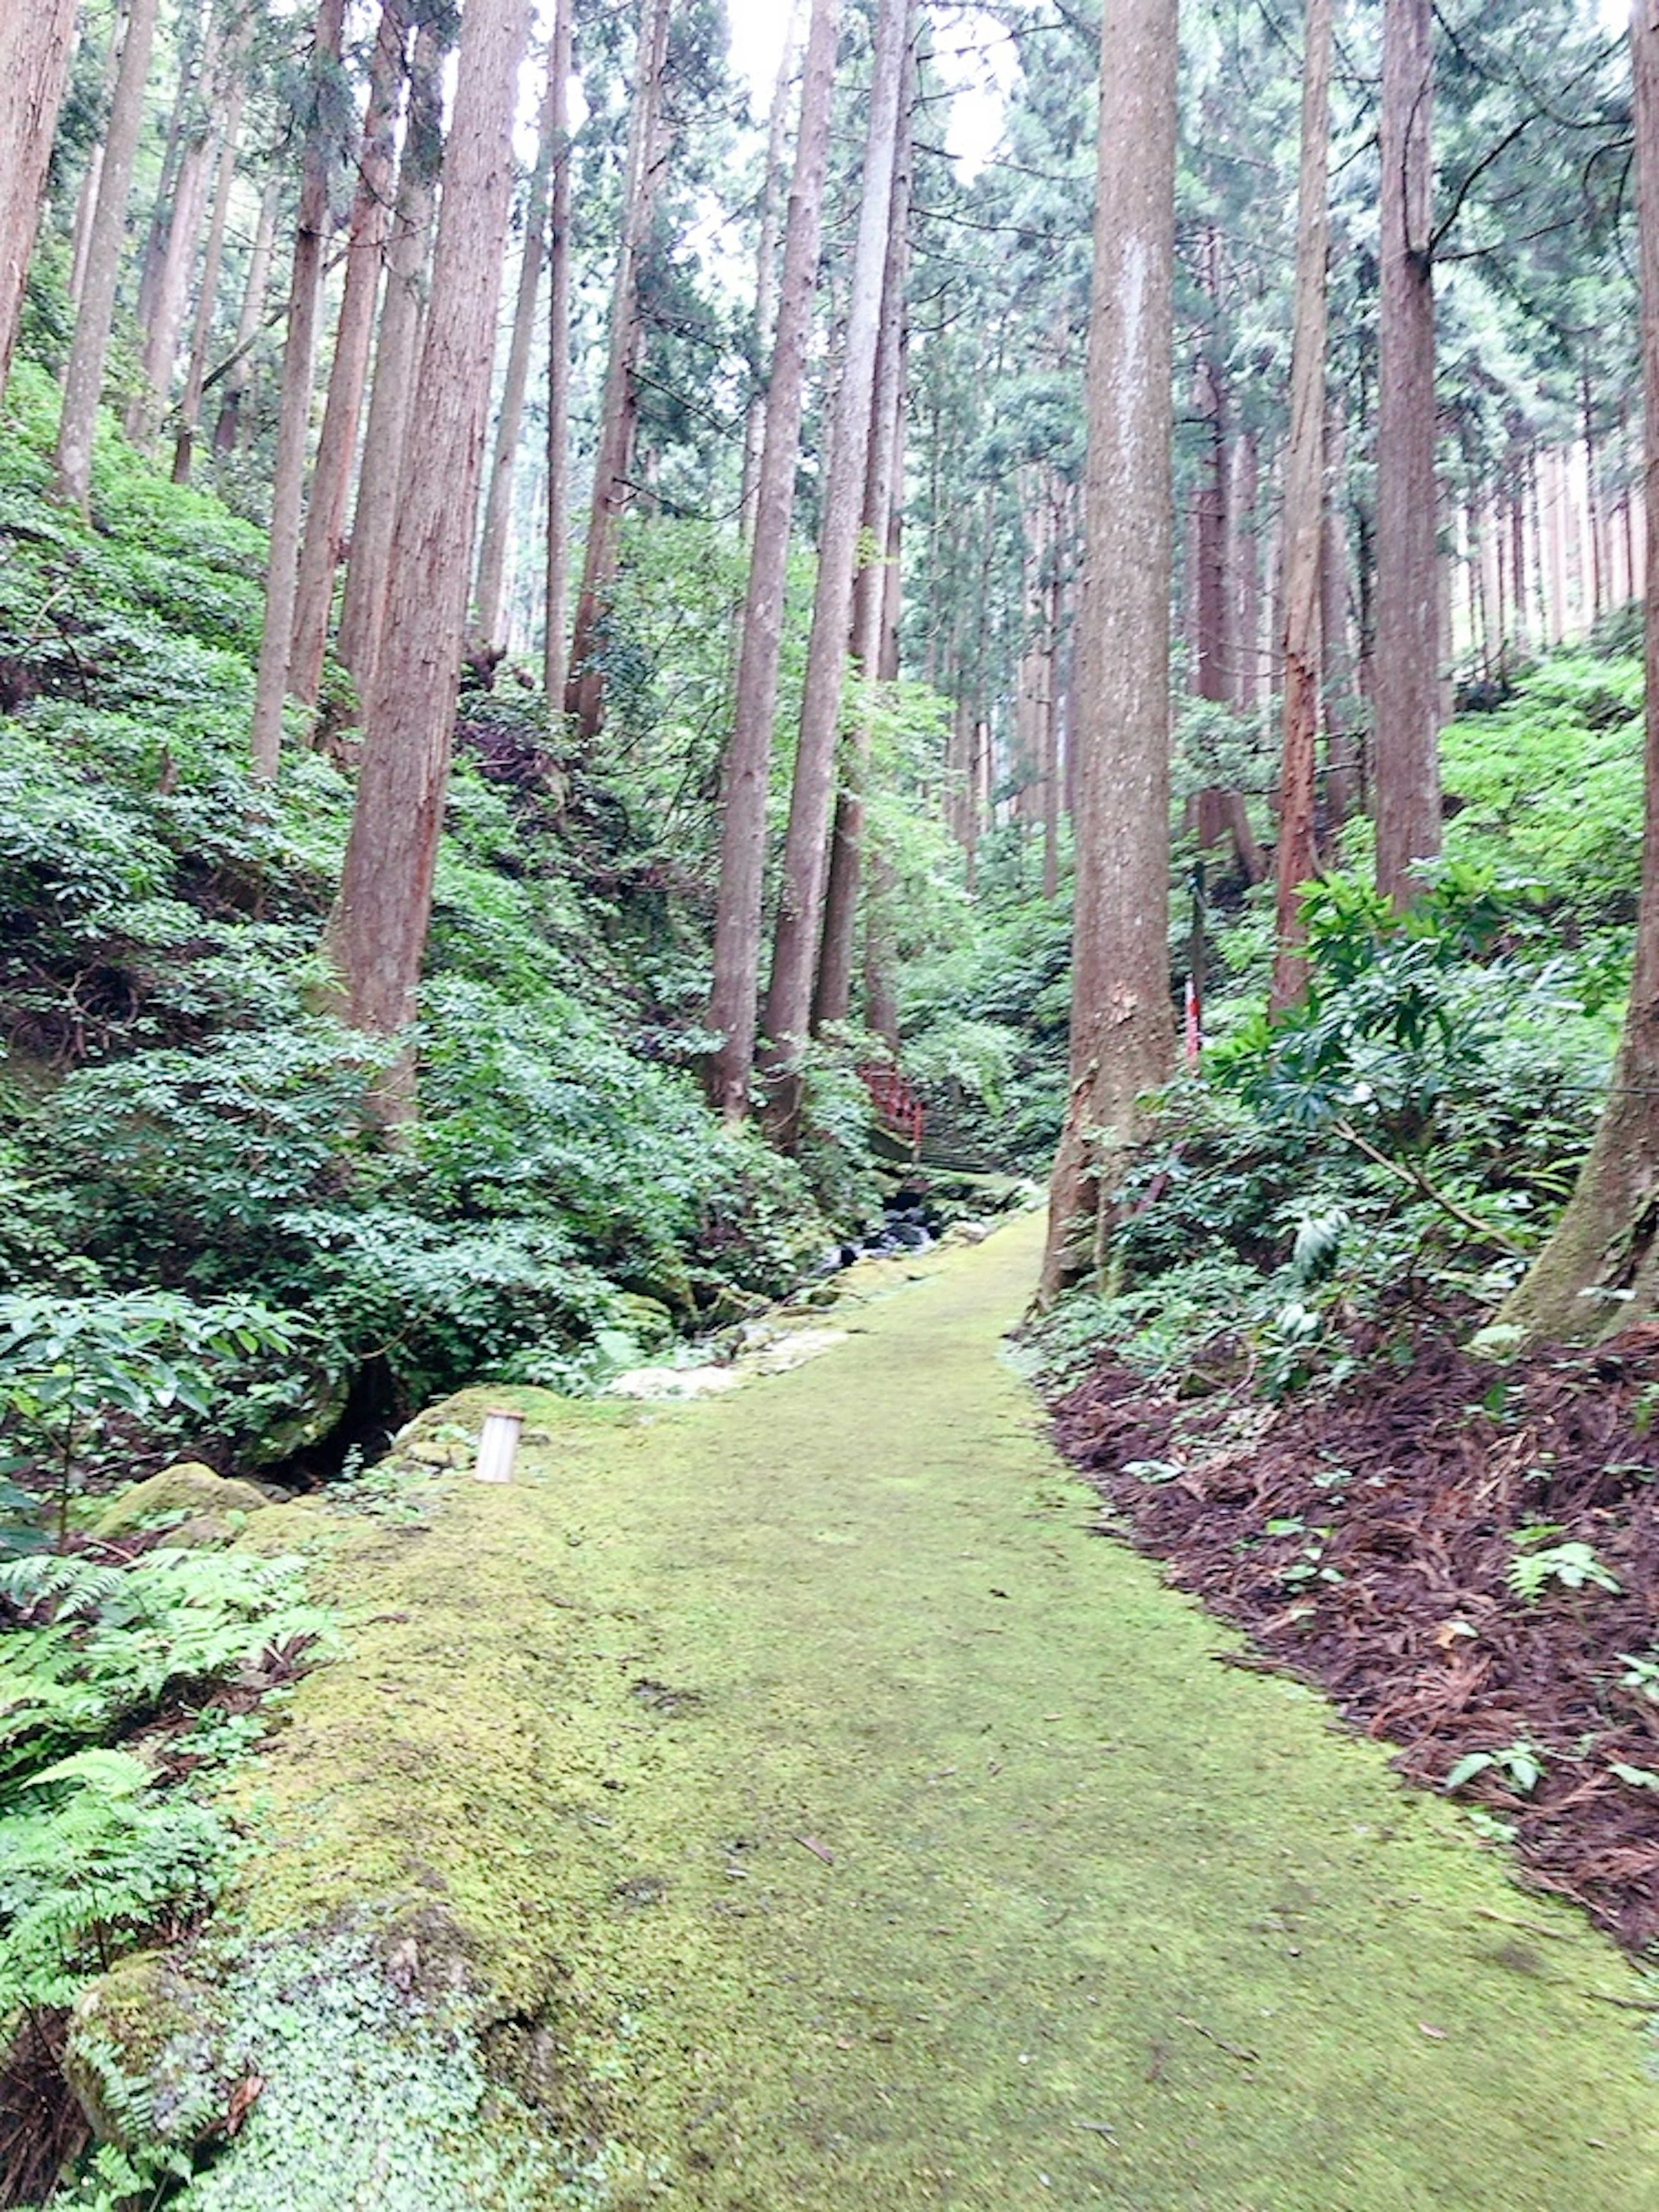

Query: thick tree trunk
(474, 52), (560, 658)
(1270, 0), (1333, 1015)
(336, 18), (446, 699)
(172, 55), (248, 485)
(250, 0), (346, 780)
(213, 170), (279, 457)
(52, 0), (163, 514)
(327, 0), (532, 1103)
(564, 0), (674, 747)
(1500, 2), (1659, 1344)
(703, 0), (843, 1123)
(760, 0), (909, 1139)
(289, 0), (408, 710)
(0, 0), (80, 400)
(812, 32), (914, 1036)
(1039, 0), (1178, 1303)
(542, 0), (575, 708)
(1373, 0), (1440, 902)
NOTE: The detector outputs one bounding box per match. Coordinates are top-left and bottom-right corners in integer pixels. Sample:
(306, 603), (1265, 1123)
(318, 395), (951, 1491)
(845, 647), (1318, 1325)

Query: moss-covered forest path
(248, 1209), (1659, 2209)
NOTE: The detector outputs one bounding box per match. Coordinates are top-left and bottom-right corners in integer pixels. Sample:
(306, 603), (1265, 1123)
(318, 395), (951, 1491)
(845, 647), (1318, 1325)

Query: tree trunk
(1373, 0), (1440, 903)
(540, 0), (576, 709)
(336, 16), (446, 699)
(289, 0), (409, 711)
(69, 9), (128, 311)
(760, 0), (909, 1139)
(52, 0), (163, 514)
(1500, 1), (1659, 1344)
(474, 50), (561, 659)
(1270, 0), (1333, 1015)
(213, 169), (279, 457)
(1039, 0), (1178, 1305)
(812, 28), (914, 1036)
(250, 0), (347, 780)
(130, 10), (224, 448)
(172, 50), (248, 485)
(327, 0), (532, 1103)
(740, 4), (802, 541)
(0, 0), (79, 400)
(563, 0), (674, 747)
(703, 0), (843, 1123)
(863, 468), (906, 1046)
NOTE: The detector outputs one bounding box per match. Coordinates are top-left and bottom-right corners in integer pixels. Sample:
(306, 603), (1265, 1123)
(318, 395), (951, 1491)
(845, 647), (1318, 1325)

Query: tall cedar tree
(1270, 0), (1334, 1012)
(250, 0), (348, 780)
(705, 0), (844, 1123)
(760, 0), (909, 1141)
(1039, 0), (1179, 1303)
(543, 0), (576, 706)
(1498, 2), (1659, 1342)
(327, 0), (532, 1100)
(1373, 0), (1440, 900)
(53, 0), (163, 513)
(172, 25), (252, 484)
(564, 0), (674, 745)
(289, 0), (410, 708)
(0, 0), (78, 398)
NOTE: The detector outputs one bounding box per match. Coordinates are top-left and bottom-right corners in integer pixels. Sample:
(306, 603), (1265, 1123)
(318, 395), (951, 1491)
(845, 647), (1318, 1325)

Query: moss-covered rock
(89, 1464), (274, 1544)
(65, 1951), (234, 2159)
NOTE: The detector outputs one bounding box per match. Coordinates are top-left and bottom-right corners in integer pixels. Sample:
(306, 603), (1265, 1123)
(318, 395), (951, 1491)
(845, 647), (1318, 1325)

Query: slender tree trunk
(130, 10), (224, 447)
(704, 0), (843, 1122)
(250, 0), (347, 780)
(0, 0), (80, 400)
(741, 4), (802, 540)
(813, 29), (914, 1036)
(1373, 0), (1440, 903)
(328, 0), (533, 1102)
(760, 0), (909, 1138)
(863, 459), (906, 1045)
(172, 55), (248, 485)
(564, 0), (674, 746)
(541, 0), (576, 709)
(1500, 1), (1659, 1342)
(52, 0), (163, 513)
(289, 0), (408, 710)
(1232, 429), (1261, 711)
(474, 51), (560, 658)
(1039, 0), (1178, 1303)
(1271, 0), (1333, 1014)
(337, 18), (446, 698)
(69, 8), (128, 312)
(214, 169), (279, 457)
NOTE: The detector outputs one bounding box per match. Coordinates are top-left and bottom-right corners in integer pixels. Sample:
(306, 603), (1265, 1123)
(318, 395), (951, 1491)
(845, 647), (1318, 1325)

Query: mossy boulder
(64, 1951), (235, 2159)
(89, 1463), (273, 1544)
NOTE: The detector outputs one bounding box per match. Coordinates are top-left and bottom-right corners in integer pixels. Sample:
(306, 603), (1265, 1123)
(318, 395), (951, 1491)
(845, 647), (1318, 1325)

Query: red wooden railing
(859, 1064), (926, 1154)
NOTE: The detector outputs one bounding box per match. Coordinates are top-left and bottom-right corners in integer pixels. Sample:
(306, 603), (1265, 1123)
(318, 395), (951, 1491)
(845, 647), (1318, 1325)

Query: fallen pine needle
(1175, 2015), (1258, 2063)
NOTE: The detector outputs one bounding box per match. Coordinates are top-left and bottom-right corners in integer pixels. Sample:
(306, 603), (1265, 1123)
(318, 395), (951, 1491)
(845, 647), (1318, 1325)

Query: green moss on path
(225, 1212), (1657, 2208)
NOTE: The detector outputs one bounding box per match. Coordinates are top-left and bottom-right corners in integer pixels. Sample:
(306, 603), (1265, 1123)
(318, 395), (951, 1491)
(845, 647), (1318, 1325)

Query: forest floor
(208, 1210), (1659, 2209)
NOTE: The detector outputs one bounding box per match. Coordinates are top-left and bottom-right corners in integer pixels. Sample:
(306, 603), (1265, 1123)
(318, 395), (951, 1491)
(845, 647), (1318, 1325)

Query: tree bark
(542, 0), (575, 708)
(250, 0), (346, 779)
(289, 0), (409, 710)
(130, 8), (224, 448)
(563, 0), (674, 747)
(52, 0), (163, 514)
(760, 0), (909, 1140)
(213, 168), (280, 457)
(327, 0), (532, 1102)
(812, 24), (914, 1036)
(0, 0), (80, 400)
(1039, 0), (1178, 1304)
(703, 0), (844, 1123)
(1500, 1), (1659, 1344)
(473, 47), (560, 658)
(172, 49), (248, 485)
(1270, 0), (1333, 1015)
(1373, 0), (1441, 903)
(740, 4), (803, 541)
(336, 16), (446, 699)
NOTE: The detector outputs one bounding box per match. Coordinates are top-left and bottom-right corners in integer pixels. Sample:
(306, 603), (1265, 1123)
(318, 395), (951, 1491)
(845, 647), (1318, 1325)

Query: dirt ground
(1051, 1321), (1659, 1952)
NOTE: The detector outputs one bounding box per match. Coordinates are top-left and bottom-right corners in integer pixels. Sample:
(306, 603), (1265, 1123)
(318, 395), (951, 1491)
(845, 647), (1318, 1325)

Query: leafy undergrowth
(1050, 1324), (1659, 1951)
